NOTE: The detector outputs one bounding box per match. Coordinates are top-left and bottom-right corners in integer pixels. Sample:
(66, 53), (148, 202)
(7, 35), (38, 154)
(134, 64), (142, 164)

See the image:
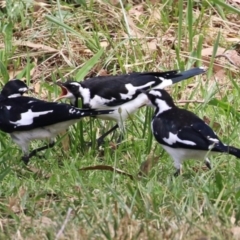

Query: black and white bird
(55, 67), (206, 146)
(144, 89), (240, 176)
(0, 79), (29, 99)
(0, 80), (114, 164)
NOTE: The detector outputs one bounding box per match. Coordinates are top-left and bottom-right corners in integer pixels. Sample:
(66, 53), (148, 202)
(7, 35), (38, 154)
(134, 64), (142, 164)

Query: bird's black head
(1, 79), (29, 98)
(55, 80), (81, 107)
(145, 89), (175, 113)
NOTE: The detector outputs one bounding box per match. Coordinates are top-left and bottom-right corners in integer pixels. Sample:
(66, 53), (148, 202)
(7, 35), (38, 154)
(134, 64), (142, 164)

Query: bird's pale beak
(54, 82), (70, 102)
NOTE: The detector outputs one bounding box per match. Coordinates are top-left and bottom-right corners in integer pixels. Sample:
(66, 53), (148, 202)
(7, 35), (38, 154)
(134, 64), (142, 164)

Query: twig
(215, 54), (238, 67)
(55, 208), (72, 240)
(176, 100), (204, 104)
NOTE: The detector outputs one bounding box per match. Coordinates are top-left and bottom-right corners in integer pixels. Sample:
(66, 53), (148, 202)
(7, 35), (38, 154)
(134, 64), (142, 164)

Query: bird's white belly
(162, 145), (214, 169)
(10, 120), (78, 143)
(93, 93), (149, 123)
(162, 145), (211, 161)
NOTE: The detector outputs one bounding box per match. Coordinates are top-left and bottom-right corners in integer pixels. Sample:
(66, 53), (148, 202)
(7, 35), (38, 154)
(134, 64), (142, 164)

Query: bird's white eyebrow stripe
(69, 82), (80, 86)
(19, 87), (28, 92)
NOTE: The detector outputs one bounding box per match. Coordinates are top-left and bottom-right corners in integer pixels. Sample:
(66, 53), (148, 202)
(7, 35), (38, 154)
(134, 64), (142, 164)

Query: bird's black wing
(82, 72), (167, 102)
(152, 113), (225, 152)
(0, 97), (97, 133)
(82, 68), (205, 107)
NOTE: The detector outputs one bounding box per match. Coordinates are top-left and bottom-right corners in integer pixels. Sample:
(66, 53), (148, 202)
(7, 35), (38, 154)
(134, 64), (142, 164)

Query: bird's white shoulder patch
(10, 109), (53, 126)
(163, 132), (196, 146)
(6, 106), (11, 110)
(207, 136), (219, 143)
(69, 108), (76, 114)
(8, 93), (21, 98)
(120, 82), (155, 100)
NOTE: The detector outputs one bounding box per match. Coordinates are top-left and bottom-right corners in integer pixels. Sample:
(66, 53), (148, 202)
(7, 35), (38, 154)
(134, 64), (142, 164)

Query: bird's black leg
(22, 155), (30, 165)
(205, 158), (212, 170)
(21, 142), (55, 164)
(96, 124), (119, 147)
(174, 169), (180, 177)
(29, 142), (55, 158)
(116, 133), (124, 144)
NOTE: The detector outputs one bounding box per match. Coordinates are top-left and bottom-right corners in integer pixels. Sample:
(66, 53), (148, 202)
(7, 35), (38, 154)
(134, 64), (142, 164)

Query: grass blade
(0, 60), (9, 84)
(207, 31), (221, 78)
(187, 0), (193, 52)
(213, 0), (240, 14)
(45, 15), (99, 52)
(75, 48), (104, 81)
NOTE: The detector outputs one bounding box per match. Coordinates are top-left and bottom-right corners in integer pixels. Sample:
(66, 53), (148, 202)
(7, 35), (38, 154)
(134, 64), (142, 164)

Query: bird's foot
(174, 169), (180, 177)
(205, 158), (212, 170)
(21, 156), (30, 165)
(85, 137), (106, 149)
(116, 134), (124, 145)
(97, 137), (106, 148)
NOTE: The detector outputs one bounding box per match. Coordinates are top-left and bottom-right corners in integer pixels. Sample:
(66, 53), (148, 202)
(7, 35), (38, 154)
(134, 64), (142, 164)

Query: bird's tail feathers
(228, 146), (240, 158)
(77, 108), (114, 117)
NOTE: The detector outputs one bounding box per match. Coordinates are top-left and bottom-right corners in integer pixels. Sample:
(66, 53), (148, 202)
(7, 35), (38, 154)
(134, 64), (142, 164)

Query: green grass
(0, 0), (240, 239)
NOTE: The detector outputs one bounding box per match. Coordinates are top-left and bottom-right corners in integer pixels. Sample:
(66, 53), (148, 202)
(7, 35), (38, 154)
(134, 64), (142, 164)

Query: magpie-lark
(144, 89), (240, 176)
(55, 67), (206, 146)
(0, 79), (29, 99)
(0, 80), (114, 164)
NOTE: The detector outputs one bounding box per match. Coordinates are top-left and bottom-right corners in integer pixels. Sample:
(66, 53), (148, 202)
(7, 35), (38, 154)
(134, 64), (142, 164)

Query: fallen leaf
(144, 39), (158, 51)
(33, 0), (49, 12)
(226, 38), (240, 42)
(98, 69), (109, 76)
(138, 154), (159, 177)
(231, 226), (240, 240)
(224, 50), (240, 67)
(129, 4), (144, 19)
(109, 0), (120, 5)
(201, 47), (226, 57)
(124, 15), (143, 38)
(201, 46), (239, 81)
(227, 0), (240, 6)
(0, 41), (58, 53)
